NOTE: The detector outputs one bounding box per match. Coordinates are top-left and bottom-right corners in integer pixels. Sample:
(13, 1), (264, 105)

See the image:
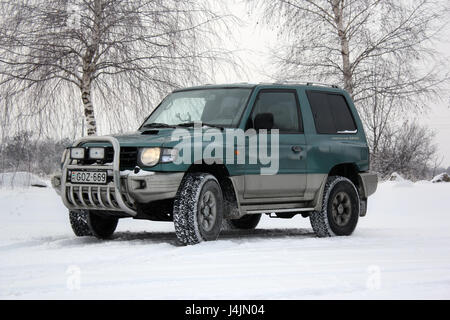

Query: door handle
(291, 145), (302, 153)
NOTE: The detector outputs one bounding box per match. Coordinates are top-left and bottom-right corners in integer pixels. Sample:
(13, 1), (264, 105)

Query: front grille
(105, 147), (138, 170)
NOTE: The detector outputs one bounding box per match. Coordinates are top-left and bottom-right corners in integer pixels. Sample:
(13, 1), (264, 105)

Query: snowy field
(1, 180), (450, 299)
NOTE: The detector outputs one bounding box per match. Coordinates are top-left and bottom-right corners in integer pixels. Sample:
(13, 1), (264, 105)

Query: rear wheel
(173, 173), (224, 245)
(310, 176), (360, 237)
(69, 210), (118, 239)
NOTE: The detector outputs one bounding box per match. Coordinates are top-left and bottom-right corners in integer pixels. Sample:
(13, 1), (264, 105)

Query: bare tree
(372, 121), (437, 180)
(254, 0), (449, 161)
(430, 155), (444, 178)
(0, 130), (71, 177)
(0, 0), (233, 136)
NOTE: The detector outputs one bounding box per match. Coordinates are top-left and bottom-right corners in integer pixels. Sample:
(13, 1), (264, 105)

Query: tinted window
(328, 94), (357, 132)
(306, 91), (356, 134)
(306, 91), (335, 134)
(251, 91), (302, 132)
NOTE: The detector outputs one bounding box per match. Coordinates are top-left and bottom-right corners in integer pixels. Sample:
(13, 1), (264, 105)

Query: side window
(306, 91), (356, 134)
(305, 91), (335, 134)
(328, 94), (357, 132)
(251, 91), (302, 132)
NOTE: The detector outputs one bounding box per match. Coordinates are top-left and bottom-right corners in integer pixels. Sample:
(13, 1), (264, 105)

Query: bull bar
(61, 136), (137, 216)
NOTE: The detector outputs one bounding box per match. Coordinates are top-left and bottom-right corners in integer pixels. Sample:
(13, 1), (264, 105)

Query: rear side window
(306, 91), (357, 134)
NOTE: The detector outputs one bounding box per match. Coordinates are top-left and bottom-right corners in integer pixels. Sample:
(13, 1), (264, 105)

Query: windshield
(141, 88), (252, 128)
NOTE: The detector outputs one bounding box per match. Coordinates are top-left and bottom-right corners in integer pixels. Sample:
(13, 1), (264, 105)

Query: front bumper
(52, 136), (184, 216)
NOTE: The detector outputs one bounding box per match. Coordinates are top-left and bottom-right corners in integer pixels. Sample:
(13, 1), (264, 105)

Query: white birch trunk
(80, 0), (102, 136)
(332, 0), (353, 96)
(81, 68), (96, 136)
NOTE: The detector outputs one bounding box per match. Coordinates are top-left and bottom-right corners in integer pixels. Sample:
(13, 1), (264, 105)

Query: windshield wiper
(203, 123), (225, 130)
(176, 122), (198, 127)
(142, 122), (175, 129)
(176, 122), (224, 130)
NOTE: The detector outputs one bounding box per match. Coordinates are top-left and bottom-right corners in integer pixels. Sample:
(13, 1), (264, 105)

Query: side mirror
(254, 113), (274, 130)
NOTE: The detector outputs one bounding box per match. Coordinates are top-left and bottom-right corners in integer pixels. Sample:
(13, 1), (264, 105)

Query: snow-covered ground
(0, 172), (49, 188)
(1, 180), (450, 299)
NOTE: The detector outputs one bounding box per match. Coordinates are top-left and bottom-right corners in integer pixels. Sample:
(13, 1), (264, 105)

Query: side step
(245, 207), (315, 214)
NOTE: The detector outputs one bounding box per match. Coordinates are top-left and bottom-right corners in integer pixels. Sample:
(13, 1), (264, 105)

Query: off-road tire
(87, 211), (119, 239)
(69, 210), (118, 239)
(173, 173), (224, 245)
(225, 214), (262, 230)
(69, 210), (92, 236)
(310, 176), (360, 237)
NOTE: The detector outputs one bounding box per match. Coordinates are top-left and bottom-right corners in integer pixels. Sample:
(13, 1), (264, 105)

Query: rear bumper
(52, 136), (184, 217)
(358, 172), (378, 198)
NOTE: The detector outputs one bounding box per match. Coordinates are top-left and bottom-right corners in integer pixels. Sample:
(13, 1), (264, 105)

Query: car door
(243, 89), (307, 199)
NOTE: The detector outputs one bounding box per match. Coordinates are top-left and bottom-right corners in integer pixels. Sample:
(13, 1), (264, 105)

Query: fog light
(70, 147), (85, 159)
(89, 147), (105, 159)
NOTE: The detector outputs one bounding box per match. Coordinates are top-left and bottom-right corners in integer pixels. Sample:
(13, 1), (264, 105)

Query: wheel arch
(185, 162), (240, 219)
(328, 163), (360, 190)
(313, 162), (363, 212)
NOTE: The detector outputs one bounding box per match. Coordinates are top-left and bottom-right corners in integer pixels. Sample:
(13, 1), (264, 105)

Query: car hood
(112, 130), (175, 147)
(82, 127), (220, 148)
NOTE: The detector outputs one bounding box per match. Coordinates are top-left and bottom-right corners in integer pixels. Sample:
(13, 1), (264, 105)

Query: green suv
(52, 82), (378, 245)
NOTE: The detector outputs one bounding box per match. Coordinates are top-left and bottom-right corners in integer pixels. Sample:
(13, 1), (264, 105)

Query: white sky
(212, 0), (450, 167)
(422, 32), (450, 168)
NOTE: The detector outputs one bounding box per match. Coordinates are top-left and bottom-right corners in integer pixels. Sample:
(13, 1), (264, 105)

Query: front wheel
(69, 210), (118, 239)
(310, 176), (360, 237)
(173, 173), (224, 245)
(69, 210), (92, 237)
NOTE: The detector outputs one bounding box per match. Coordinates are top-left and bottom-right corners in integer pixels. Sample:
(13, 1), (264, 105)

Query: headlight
(139, 148), (178, 166)
(140, 148), (161, 167)
(89, 147), (105, 160)
(70, 147), (85, 159)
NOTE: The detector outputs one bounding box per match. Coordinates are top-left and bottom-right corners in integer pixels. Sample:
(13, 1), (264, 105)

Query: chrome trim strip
(337, 129), (358, 134)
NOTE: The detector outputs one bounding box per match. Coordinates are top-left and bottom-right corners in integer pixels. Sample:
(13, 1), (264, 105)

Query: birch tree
(0, 0), (232, 136)
(254, 0), (448, 158)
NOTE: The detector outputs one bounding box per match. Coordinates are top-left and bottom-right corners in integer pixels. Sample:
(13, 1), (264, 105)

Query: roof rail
(201, 82), (253, 86)
(276, 80), (340, 89)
